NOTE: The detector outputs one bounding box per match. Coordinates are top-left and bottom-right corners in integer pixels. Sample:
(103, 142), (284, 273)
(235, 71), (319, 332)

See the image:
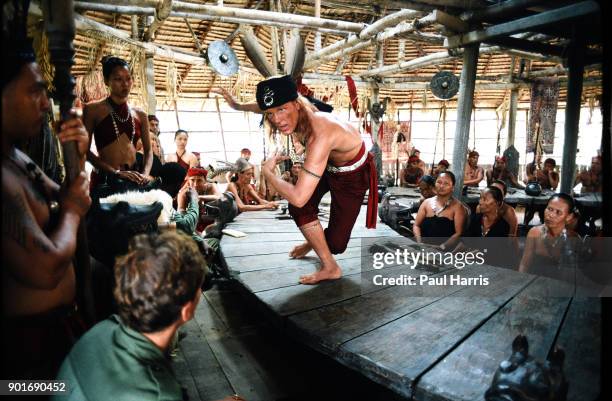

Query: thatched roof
(31, 0), (603, 110)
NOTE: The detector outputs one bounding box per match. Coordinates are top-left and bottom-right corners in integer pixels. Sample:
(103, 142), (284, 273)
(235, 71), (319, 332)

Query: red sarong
(289, 143), (378, 255)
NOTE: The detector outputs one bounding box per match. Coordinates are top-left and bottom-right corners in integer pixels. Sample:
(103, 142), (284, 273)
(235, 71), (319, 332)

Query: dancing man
(253, 75), (378, 284)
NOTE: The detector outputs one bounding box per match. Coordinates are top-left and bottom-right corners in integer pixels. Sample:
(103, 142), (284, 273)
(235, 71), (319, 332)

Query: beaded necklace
(107, 97), (135, 143)
(431, 195), (452, 216)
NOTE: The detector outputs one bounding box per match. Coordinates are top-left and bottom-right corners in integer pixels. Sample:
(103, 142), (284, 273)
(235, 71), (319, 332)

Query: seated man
(2, 22), (91, 380)
(574, 155), (602, 193)
(185, 167), (221, 234)
(524, 153), (542, 184)
(533, 158), (559, 190)
(400, 155), (424, 188)
(432, 159), (449, 179)
(486, 156), (524, 189)
(282, 160), (302, 185)
(463, 150), (484, 187)
(54, 231), (245, 401)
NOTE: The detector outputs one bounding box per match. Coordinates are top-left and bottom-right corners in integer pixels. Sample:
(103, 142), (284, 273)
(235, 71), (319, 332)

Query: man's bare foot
(289, 242), (312, 259)
(299, 265), (342, 285)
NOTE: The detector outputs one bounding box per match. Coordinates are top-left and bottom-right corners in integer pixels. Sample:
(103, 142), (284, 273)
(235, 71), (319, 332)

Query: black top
(466, 213), (510, 237)
(420, 216), (455, 245)
(135, 152), (163, 177)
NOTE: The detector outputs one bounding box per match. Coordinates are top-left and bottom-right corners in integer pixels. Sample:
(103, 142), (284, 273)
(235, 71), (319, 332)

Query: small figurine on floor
(485, 334), (568, 401)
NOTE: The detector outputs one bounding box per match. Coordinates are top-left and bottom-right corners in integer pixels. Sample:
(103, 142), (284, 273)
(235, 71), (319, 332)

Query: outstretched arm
(211, 88), (262, 114)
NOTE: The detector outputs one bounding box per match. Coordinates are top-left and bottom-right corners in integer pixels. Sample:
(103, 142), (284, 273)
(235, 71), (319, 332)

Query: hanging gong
(207, 40), (239, 76)
(430, 71), (459, 100)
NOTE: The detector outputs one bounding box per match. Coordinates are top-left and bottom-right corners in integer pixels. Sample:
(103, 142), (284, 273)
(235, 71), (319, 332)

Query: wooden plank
(337, 268), (535, 398)
(221, 237), (365, 258)
(553, 297), (601, 400)
(287, 264), (471, 353)
(224, 246), (362, 273)
(172, 347), (202, 401)
(413, 277), (573, 401)
(239, 256), (364, 293)
(254, 261), (448, 318)
(445, 1), (599, 49)
(178, 318), (235, 401)
(192, 289), (308, 401)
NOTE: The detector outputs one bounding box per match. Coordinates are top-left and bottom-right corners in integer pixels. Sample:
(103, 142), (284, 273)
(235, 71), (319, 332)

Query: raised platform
(219, 205), (601, 400)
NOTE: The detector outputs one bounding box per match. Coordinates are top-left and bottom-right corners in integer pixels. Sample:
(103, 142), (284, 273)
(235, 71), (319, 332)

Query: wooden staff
(42, 0), (95, 324)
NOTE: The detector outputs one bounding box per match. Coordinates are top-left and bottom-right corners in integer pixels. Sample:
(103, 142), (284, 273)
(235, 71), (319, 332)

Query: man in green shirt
(53, 231), (232, 400)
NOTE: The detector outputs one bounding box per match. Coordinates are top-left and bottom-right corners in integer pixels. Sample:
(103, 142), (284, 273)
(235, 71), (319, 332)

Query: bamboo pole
(144, 0), (173, 41)
(314, 0), (322, 52)
(304, 9), (428, 68)
(76, 0), (365, 32)
(215, 97), (229, 161)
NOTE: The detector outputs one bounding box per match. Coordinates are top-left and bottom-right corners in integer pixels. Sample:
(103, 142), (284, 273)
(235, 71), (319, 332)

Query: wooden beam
(445, 1), (600, 49)
(304, 9), (427, 68)
(451, 43), (480, 197)
(74, 1), (363, 34)
(407, 0), (488, 8)
(484, 36), (593, 59)
(360, 45), (497, 78)
(432, 9), (469, 32)
(33, 2), (206, 65)
(461, 0), (548, 23)
(506, 88), (519, 147)
(560, 35), (586, 194)
(314, 0), (322, 52)
(145, 52), (156, 114)
(144, 0), (172, 41)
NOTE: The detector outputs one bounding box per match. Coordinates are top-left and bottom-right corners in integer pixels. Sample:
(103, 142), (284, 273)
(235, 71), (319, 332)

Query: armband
(302, 166), (322, 179)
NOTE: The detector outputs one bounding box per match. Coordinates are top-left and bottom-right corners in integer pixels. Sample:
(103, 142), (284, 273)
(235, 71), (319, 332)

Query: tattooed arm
(2, 169), (91, 290)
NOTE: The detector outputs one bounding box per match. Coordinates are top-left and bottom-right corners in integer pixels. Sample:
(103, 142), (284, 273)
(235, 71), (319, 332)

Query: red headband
(496, 156), (506, 163)
(408, 155), (420, 163)
(187, 167), (208, 179)
(438, 159), (449, 167)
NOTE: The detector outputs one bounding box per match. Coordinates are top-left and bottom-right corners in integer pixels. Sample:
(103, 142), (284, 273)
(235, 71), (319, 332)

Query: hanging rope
(430, 105), (445, 175)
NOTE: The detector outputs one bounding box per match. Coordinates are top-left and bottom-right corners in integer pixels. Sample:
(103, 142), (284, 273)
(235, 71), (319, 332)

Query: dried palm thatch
(165, 58), (181, 103)
(31, 29), (55, 92)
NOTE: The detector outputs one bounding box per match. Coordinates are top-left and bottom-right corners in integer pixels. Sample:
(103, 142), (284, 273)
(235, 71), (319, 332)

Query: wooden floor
(199, 204), (601, 401)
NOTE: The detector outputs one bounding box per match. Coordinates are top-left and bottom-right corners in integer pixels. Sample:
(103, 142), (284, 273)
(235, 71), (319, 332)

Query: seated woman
(476, 179), (519, 237)
(400, 155), (424, 187)
(408, 174), (436, 213)
(83, 56), (152, 192)
(227, 158), (279, 212)
(165, 129), (199, 170)
(519, 193), (579, 277)
(413, 172), (467, 249)
(466, 186), (510, 237)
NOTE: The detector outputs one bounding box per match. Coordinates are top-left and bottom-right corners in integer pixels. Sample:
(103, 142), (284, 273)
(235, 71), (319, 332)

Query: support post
(506, 88), (518, 147)
(314, 0), (321, 52)
(560, 35), (586, 194)
(145, 52), (156, 115)
(451, 43), (480, 198)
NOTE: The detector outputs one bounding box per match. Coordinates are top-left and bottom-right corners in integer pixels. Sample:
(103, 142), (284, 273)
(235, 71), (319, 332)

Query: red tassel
(366, 153), (378, 229)
(345, 75), (360, 118)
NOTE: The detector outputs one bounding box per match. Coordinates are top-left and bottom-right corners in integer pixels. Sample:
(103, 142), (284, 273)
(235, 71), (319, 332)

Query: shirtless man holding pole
(213, 76), (378, 284)
(2, 40), (91, 378)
